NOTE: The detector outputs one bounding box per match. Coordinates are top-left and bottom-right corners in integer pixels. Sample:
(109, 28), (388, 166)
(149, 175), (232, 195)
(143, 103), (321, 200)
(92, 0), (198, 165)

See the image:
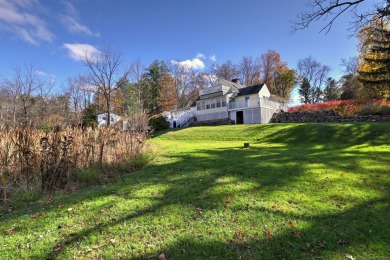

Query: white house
(164, 107), (196, 128)
(169, 78), (287, 127)
(97, 113), (121, 127)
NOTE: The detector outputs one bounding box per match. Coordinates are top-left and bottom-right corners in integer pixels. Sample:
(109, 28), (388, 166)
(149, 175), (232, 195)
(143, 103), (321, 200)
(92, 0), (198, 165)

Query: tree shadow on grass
(258, 122), (390, 147)
(1, 123), (389, 259)
(157, 195), (389, 259)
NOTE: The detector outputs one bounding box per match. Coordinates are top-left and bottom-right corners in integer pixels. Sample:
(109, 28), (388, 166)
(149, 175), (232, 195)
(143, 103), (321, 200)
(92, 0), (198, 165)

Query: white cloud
(60, 1), (100, 37)
(290, 94), (302, 106)
(61, 0), (77, 16)
(171, 58), (205, 70)
(292, 94), (301, 101)
(0, 0), (53, 45)
(209, 54), (217, 62)
(63, 43), (100, 61)
(36, 70), (47, 76)
(171, 53), (207, 70)
(196, 52), (205, 59)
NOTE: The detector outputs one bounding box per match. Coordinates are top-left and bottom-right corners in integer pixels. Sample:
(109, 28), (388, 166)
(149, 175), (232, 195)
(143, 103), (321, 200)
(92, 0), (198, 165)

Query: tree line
(0, 49), (298, 128)
(0, 15), (388, 128)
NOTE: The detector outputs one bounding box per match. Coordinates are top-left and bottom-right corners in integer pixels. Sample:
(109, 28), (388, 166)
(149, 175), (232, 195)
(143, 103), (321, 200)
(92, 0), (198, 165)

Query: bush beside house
(149, 114), (170, 131)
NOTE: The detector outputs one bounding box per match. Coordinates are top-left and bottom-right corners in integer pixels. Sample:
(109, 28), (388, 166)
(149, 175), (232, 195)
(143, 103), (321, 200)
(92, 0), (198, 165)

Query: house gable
(236, 84), (270, 98)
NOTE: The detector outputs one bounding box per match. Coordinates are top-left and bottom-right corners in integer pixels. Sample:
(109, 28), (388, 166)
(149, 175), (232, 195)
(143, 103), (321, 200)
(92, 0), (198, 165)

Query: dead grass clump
(0, 118), (149, 204)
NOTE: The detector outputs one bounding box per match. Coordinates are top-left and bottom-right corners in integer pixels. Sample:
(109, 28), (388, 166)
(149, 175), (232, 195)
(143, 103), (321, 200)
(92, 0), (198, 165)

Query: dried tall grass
(0, 114), (149, 203)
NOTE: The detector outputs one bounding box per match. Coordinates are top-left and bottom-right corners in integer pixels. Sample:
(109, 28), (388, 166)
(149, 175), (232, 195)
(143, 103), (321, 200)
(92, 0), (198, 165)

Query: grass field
(1, 123), (389, 259)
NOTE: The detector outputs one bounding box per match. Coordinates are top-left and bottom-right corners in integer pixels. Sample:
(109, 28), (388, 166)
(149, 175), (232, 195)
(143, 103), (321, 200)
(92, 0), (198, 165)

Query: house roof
(190, 96), (200, 107)
(236, 84), (265, 96)
(97, 113), (120, 117)
(214, 78), (245, 91)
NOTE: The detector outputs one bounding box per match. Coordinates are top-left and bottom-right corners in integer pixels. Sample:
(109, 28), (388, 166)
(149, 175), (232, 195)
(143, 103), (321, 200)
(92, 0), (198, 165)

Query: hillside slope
(1, 123), (389, 259)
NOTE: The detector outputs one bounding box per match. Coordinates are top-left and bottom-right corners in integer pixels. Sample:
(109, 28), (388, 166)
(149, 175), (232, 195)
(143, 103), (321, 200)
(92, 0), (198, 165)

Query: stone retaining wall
(271, 110), (390, 123)
(191, 118), (235, 126)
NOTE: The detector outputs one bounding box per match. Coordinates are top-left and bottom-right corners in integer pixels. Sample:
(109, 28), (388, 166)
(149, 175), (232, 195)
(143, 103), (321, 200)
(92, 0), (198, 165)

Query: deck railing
(228, 98), (287, 111)
(176, 110), (196, 127)
(259, 98), (288, 111)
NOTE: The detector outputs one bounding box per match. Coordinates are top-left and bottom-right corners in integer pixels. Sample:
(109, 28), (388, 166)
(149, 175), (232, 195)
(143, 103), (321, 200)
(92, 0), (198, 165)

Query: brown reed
(0, 115), (149, 204)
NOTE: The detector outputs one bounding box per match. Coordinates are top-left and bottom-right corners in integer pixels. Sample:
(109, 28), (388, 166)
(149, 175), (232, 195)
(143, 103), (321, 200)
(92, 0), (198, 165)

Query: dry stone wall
(271, 110), (390, 123)
(191, 118), (235, 126)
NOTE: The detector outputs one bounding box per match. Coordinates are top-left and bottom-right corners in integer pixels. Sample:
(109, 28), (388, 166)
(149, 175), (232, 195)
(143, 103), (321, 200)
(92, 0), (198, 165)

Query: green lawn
(1, 123), (389, 259)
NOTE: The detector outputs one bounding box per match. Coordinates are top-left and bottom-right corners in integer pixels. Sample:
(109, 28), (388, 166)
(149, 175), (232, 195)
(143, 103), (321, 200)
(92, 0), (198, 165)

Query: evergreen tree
(340, 74), (363, 100)
(358, 19), (390, 100)
(297, 56), (330, 103)
(323, 77), (340, 101)
(117, 78), (143, 115)
(142, 60), (169, 115)
(81, 104), (101, 127)
(298, 77), (314, 104)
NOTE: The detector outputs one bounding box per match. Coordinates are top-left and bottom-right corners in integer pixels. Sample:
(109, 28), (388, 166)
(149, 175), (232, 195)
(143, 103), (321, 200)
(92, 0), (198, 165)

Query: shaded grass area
(1, 123), (389, 259)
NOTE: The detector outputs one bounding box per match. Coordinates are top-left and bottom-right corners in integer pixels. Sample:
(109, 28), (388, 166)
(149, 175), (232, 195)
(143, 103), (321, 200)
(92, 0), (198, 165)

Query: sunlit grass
(1, 123), (389, 259)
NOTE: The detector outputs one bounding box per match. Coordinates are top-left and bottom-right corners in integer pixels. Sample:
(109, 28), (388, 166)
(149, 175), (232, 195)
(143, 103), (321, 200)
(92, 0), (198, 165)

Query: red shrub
(289, 99), (390, 116)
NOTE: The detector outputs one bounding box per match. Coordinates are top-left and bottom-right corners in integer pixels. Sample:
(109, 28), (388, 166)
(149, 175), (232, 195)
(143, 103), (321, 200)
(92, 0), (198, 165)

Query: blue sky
(0, 0), (370, 95)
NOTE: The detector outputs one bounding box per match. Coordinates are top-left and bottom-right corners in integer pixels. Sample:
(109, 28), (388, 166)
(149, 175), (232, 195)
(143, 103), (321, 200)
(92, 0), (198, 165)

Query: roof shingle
(236, 84), (265, 96)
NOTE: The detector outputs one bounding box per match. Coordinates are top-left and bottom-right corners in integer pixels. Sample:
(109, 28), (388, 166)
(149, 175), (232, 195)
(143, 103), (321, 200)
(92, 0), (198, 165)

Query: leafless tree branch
(292, 0), (389, 34)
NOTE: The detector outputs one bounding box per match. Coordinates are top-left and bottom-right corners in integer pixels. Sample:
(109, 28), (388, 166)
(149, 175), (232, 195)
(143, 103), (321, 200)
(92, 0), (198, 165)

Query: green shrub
(356, 103), (390, 115)
(74, 166), (102, 186)
(131, 150), (156, 169)
(12, 183), (42, 204)
(81, 104), (101, 127)
(119, 147), (157, 172)
(148, 114), (169, 131)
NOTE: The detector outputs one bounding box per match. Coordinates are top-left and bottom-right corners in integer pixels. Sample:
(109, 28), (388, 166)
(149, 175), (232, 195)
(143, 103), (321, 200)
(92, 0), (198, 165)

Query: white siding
(244, 110), (253, 124)
(197, 111), (228, 121)
(230, 111), (236, 122)
(258, 84), (271, 98)
(260, 108), (275, 123)
(253, 109), (261, 123)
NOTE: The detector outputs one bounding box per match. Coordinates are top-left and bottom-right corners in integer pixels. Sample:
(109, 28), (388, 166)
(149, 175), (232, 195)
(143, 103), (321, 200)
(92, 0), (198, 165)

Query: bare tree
(0, 87), (12, 123)
(169, 62), (199, 108)
(210, 60), (240, 81)
(128, 58), (145, 110)
(239, 56), (262, 86)
(198, 70), (217, 87)
(1, 64), (45, 127)
(297, 56), (331, 103)
(83, 47), (129, 126)
(340, 56), (359, 75)
(292, 0), (390, 34)
(66, 76), (85, 119)
(35, 75), (55, 124)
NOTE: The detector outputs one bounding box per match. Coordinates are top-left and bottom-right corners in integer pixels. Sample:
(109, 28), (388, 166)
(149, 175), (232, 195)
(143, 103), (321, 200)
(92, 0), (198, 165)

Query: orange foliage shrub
(289, 99), (390, 116)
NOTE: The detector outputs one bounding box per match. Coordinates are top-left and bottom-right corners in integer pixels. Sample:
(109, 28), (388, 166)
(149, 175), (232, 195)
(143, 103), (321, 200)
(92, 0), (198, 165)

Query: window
(102, 116), (107, 120)
(222, 99), (226, 107)
(197, 102), (202, 111)
(216, 98), (221, 108)
(111, 117), (114, 122)
(211, 99), (216, 109)
(245, 96), (249, 106)
(206, 100), (210, 109)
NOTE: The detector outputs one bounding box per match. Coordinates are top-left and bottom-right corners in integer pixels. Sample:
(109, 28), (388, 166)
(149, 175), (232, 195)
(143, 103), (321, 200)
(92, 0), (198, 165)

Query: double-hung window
(206, 100), (211, 109)
(245, 96), (249, 107)
(211, 99), (216, 109)
(216, 98), (221, 108)
(222, 98), (226, 107)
